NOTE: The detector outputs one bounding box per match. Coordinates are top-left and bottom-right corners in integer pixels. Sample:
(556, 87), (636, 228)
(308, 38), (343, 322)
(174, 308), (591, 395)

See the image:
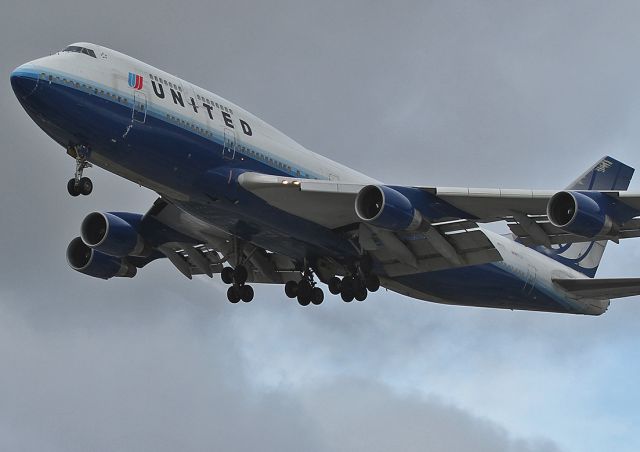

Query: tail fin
(544, 156), (635, 277)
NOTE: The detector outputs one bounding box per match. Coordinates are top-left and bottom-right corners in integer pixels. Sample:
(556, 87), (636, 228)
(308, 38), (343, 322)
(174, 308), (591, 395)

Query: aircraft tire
(355, 287), (368, 302)
(79, 177), (93, 195)
(297, 292), (311, 306)
(234, 265), (248, 285)
(221, 267), (234, 284)
(285, 280), (298, 298)
(227, 286), (241, 303)
(328, 276), (342, 295)
(67, 179), (80, 197)
(365, 274), (380, 292)
(311, 287), (324, 305)
(340, 290), (354, 303)
(297, 280), (312, 299)
(241, 285), (254, 303)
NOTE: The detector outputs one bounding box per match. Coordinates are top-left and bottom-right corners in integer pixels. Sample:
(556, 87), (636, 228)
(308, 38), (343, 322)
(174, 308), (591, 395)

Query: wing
(238, 156), (640, 253)
(238, 172), (502, 274)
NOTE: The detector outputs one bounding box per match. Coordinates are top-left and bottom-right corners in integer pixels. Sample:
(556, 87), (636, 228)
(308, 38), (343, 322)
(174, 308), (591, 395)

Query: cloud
(2, 1), (640, 452)
(0, 291), (560, 452)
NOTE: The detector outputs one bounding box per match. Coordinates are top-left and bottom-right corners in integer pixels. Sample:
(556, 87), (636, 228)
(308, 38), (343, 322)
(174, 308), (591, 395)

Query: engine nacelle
(355, 185), (423, 231)
(80, 212), (147, 257)
(66, 237), (137, 279)
(547, 191), (615, 238)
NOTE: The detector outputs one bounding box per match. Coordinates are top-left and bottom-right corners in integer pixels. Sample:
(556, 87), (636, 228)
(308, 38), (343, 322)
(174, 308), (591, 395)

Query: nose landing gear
(67, 145), (93, 197)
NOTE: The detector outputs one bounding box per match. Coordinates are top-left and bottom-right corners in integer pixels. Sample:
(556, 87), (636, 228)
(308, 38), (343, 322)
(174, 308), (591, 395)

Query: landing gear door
(132, 92), (147, 123)
(523, 264), (537, 295)
(223, 127), (236, 160)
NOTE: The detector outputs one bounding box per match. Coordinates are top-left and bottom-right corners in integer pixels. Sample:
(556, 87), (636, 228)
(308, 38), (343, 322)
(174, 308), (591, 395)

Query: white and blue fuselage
(10, 43), (608, 315)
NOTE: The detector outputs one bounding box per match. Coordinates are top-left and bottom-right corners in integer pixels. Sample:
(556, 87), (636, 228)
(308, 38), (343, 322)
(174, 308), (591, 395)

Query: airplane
(10, 42), (640, 315)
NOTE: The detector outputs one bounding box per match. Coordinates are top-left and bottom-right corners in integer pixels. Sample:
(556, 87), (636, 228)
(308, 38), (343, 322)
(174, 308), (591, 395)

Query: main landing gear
(67, 145), (93, 197)
(220, 257), (380, 306)
(221, 265), (254, 303)
(326, 261), (380, 303)
(284, 269), (325, 306)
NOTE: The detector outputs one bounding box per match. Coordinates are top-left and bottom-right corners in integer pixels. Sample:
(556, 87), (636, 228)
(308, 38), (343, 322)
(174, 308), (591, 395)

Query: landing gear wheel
(227, 286), (241, 303)
(233, 265), (248, 285)
(365, 274), (380, 292)
(67, 179), (80, 197)
(241, 285), (254, 303)
(340, 290), (354, 303)
(297, 280), (312, 299)
(311, 287), (324, 305)
(341, 276), (355, 295)
(221, 267), (234, 284)
(328, 276), (342, 295)
(297, 292), (311, 306)
(355, 287), (368, 302)
(79, 177), (93, 196)
(285, 281), (298, 298)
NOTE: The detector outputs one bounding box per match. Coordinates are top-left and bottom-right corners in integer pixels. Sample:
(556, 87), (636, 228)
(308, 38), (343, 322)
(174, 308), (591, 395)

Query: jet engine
(355, 185), (423, 231)
(66, 237), (137, 279)
(80, 212), (147, 257)
(546, 191), (616, 238)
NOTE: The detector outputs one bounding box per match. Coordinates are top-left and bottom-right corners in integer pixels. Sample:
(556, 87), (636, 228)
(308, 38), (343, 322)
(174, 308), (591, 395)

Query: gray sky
(2, 1), (640, 451)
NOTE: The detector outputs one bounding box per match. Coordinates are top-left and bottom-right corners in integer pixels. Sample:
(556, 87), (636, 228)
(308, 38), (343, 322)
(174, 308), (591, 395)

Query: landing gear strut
(67, 145), (93, 197)
(221, 264), (254, 303)
(284, 268), (324, 306)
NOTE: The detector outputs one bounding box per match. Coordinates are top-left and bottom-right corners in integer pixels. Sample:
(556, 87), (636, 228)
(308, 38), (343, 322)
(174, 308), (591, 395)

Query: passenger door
(523, 264), (537, 295)
(223, 127), (236, 160)
(132, 91), (147, 123)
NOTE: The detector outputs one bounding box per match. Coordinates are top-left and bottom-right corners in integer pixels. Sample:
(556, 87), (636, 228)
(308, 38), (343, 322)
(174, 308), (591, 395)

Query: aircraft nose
(10, 67), (38, 100)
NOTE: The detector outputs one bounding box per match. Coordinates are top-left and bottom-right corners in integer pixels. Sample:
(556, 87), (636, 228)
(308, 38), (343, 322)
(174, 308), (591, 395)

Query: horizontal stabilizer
(553, 277), (640, 299)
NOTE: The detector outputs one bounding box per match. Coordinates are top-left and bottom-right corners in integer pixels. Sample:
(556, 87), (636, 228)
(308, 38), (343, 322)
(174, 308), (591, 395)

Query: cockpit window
(62, 46), (96, 58)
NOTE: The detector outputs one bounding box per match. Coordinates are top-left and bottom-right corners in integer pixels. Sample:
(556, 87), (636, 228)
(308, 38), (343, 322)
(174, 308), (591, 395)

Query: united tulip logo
(128, 72), (143, 90)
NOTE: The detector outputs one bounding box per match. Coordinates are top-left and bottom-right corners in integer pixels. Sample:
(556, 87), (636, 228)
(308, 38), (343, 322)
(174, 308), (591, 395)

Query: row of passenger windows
(148, 73), (183, 92)
(196, 93), (233, 115)
(148, 72), (234, 115)
(166, 113), (213, 137)
(41, 72), (130, 105)
(163, 111), (304, 176)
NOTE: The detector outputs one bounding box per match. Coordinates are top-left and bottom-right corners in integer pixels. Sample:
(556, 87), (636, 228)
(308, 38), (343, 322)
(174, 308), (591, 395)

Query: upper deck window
(62, 46), (96, 58)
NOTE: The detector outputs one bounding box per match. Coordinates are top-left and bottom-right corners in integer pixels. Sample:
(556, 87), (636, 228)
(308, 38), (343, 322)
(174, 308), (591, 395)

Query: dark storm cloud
(2, 1), (640, 451)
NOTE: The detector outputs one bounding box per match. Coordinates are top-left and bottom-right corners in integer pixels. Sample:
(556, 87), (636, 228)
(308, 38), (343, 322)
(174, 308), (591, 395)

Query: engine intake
(81, 212), (147, 257)
(355, 185), (423, 231)
(67, 237), (137, 279)
(547, 191), (615, 238)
